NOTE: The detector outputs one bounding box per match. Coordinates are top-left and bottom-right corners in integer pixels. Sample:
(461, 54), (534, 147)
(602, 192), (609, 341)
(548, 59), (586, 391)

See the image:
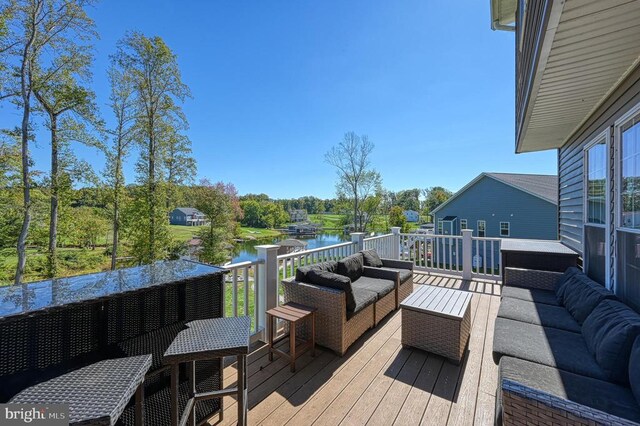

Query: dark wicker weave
(502, 379), (639, 426)
(503, 267), (564, 291)
(0, 260), (226, 426)
(10, 355), (152, 426)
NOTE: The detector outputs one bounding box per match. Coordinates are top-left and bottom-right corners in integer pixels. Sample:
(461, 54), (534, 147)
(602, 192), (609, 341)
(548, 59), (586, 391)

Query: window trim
(499, 221), (510, 237)
(460, 219), (467, 230)
(477, 220), (486, 238)
(615, 102), (640, 234)
(583, 133), (609, 229)
(437, 218), (443, 234)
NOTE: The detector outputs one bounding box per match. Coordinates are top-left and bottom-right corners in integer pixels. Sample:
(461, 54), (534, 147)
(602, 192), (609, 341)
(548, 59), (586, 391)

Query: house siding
(558, 64), (640, 256)
(434, 176), (558, 240)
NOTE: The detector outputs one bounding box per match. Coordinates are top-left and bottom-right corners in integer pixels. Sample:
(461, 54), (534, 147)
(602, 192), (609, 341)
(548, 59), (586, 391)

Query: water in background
(230, 233), (349, 263)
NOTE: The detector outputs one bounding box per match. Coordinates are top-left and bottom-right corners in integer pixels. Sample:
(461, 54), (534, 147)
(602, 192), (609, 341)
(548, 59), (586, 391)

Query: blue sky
(2, 0), (557, 199)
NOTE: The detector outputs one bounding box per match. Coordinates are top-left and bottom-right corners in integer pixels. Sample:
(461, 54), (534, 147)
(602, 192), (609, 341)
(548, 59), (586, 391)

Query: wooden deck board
(209, 272), (501, 426)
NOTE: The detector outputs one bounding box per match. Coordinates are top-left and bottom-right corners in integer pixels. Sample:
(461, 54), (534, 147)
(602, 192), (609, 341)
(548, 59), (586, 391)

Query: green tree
(115, 32), (192, 263)
(422, 186), (453, 221)
(2, 0), (97, 284)
(240, 200), (262, 228)
(104, 56), (136, 269)
(165, 132), (196, 209)
(396, 188), (421, 212)
(73, 207), (108, 249)
(389, 205), (408, 232)
(195, 180), (241, 265)
(325, 132), (382, 232)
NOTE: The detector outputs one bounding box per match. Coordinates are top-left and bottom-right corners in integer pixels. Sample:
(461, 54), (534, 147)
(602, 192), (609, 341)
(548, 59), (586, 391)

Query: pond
(230, 233), (350, 263)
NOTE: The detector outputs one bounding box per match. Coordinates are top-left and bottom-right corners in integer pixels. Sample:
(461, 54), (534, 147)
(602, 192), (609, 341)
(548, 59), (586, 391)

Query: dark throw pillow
(295, 261), (338, 282)
(306, 269), (356, 312)
(554, 267), (581, 303)
(361, 249), (384, 268)
(630, 337), (640, 405)
(337, 253), (365, 282)
(582, 299), (640, 385)
(562, 274), (615, 324)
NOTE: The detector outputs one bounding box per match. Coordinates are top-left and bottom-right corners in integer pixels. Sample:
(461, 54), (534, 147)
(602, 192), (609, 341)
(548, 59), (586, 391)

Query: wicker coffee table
(400, 285), (472, 364)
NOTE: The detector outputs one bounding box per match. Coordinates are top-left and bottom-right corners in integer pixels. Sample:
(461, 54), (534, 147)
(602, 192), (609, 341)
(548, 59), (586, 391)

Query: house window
(460, 219), (467, 232)
(477, 220), (486, 238)
(617, 110), (640, 310)
(500, 222), (510, 237)
(584, 137), (608, 285)
(437, 219), (443, 234)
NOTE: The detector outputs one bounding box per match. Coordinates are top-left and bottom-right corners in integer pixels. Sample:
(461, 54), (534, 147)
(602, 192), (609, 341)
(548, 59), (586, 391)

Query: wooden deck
(211, 272), (502, 426)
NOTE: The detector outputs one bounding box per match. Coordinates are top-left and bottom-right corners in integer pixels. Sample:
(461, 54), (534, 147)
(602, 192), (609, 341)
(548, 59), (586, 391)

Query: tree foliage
(422, 186), (453, 219)
(389, 205), (408, 232)
(114, 31), (193, 263)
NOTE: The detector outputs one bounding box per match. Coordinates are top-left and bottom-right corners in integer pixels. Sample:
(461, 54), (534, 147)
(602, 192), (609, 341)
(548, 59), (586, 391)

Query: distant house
(289, 209), (308, 222)
(432, 173), (558, 240)
(169, 207), (207, 226)
(403, 210), (420, 223)
(287, 223), (321, 236)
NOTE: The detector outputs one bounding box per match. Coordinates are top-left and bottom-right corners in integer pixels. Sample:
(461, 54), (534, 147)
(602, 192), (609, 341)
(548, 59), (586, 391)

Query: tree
(2, 0), (97, 284)
(31, 12), (98, 276)
(165, 132), (196, 209)
(195, 180), (241, 265)
(389, 205), (408, 232)
(115, 32), (192, 263)
(74, 207), (108, 249)
(325, 132), (382, 232)
(422, 186), (453, 220)
(396, 188), (421, 212)
(104, 57), (136, 269)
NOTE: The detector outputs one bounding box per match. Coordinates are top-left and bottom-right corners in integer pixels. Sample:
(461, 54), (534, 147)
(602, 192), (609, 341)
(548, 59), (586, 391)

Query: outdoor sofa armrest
(503, 267), (563, 291)
(501, 379), (639, 426)
(380, 258), (414, 271)
(363, 266), (400, 283)
(281, 278), (346, 321)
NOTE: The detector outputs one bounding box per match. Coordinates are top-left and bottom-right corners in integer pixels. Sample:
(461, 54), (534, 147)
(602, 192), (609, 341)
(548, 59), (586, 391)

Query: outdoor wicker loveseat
(493, 267), (640, 426)
(282, 250), (413, 356)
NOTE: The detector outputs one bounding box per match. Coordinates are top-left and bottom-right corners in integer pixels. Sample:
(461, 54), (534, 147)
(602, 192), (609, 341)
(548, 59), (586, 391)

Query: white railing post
(351, 232), (366, 252)
(391, 227), (401, 259)
(256, 245), (279, 341)
(462, 229), (473, 280)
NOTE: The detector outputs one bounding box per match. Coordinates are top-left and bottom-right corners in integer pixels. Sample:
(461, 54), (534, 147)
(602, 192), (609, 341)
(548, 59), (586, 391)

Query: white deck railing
(236, 227), (500, 342)
(277, 241), (357, 282)
(223, 259), (264, 339)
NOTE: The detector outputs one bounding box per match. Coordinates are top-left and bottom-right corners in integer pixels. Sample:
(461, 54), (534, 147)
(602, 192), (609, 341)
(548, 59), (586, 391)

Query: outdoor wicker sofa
(282, 250), (413, 356)
(493, 267), (640, 426)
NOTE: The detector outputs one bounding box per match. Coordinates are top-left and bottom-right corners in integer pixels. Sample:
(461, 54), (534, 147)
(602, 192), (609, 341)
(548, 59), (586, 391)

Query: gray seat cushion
(352, 276), (395, 298)
(497, 298), (581, 333)
(501, 286), (560, 306)
(582, 299), (640, 385)
(562, 274), (616, 324)
(296, 261), (338, 282)
(348, 287), (377, 319)
(497, 356), (640, 424)
(630, 337), (640, 405)
(361, 249), (384, 267)
(306, 270), (356, 312)
(493, 318), (608, 381)
(337, 253), (365, 282)
(379, 267), (412, 284)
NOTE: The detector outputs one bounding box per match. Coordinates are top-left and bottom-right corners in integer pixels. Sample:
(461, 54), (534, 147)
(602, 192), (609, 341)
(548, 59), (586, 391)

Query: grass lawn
(169, 225), (282, 242)
(308, 213), (344, 230)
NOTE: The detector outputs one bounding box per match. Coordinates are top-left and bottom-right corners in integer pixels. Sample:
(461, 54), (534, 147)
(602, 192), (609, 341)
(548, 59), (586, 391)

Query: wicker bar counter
(500, 239), (579, 277)
(0, 260), (227, 426)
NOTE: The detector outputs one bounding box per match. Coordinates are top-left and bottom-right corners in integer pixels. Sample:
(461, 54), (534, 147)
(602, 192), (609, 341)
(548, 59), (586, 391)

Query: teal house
(431, 173), (558, 240)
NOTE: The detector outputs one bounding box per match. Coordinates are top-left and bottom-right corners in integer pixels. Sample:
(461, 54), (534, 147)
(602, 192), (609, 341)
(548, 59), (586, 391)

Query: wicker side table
(266, 302), (316, 372)
(9, 355), (152, 425)
(163, 316), (251, 426)
(400, 285), (472, 364)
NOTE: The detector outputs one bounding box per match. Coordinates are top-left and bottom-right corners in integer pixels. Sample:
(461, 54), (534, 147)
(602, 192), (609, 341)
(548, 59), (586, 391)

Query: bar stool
(9, 355), (152, 426)
(164, 316), (251, 426)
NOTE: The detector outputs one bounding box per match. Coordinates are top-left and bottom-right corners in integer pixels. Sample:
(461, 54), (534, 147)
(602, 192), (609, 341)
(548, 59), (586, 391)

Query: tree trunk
(354, 194), (359, 232)
(15, 4), (40, 285)
(111, 153), (121, 270)
(148, 117), (156, 261)
(47, 114), (59, 278)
